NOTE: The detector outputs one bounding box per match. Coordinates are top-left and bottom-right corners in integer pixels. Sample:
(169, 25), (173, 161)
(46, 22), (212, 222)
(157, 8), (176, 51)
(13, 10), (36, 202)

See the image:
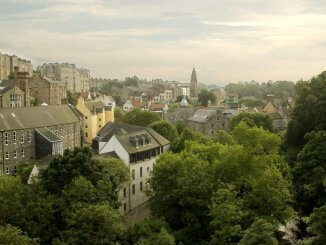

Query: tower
(190, 68), (197, 98)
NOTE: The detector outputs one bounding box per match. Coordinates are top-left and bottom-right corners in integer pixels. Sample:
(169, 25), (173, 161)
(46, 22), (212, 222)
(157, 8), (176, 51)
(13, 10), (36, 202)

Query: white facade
(123, 100), (133, 112)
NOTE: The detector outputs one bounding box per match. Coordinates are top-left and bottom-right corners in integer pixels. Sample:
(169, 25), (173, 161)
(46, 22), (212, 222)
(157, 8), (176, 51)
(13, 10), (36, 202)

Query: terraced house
(0, 105), (81, 175)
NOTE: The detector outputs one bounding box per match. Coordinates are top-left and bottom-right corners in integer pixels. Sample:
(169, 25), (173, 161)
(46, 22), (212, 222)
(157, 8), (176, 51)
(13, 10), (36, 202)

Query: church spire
(190, 68), (197, 98)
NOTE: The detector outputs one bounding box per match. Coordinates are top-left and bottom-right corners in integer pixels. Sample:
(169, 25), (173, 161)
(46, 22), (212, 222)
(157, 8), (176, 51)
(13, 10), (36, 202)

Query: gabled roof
(0, 80), (20, 95)
(94, 122), (169, 154)
(84, 100), (104, 113)
(35, 128), (62, 142)
(187, 109), (216, 123)
(0, 105), (80, 131)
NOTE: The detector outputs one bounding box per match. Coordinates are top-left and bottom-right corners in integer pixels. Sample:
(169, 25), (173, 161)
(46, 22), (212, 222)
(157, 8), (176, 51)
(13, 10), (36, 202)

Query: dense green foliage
(231, 112), (274, 131)
(122, 108), (161, 127)
(114, 106), (125, 123)
(148, 120), (178, 143)
(197, 89), (217, 106)
(225, 80), (295, 100)
(307, 205), (326, 244)
(284, 72), (326, 161)
(293, 131), (326, 215)
(0, 225), (39, 245)
(149, 123), (293, 244)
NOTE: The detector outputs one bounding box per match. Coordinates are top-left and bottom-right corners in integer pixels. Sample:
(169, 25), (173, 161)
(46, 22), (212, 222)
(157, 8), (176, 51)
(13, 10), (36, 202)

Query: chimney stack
(267, 94), (274, 105)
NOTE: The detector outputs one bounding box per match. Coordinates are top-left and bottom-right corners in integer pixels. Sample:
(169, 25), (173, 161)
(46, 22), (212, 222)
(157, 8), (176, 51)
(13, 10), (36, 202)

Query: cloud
(1, 0), (326, 84)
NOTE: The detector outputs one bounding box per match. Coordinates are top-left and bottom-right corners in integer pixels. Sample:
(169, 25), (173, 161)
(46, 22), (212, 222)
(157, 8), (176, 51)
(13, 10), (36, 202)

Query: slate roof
(0, 105), (80, 131)
(187, 109), (216, 123)
(84, 100), (104, 113)
(94, 122), (169, 154)
(164, 108), (195, 124)
(35, 128), (62, 142)
(0, 80), (17, 94)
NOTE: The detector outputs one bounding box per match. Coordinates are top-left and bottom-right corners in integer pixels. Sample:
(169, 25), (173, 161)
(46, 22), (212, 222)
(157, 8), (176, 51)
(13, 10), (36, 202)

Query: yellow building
(76, 97), (115, 144)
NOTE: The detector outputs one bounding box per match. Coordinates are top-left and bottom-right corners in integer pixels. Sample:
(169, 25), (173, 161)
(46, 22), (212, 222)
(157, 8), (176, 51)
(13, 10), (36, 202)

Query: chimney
(267, 94), (274, 105)
(207, 100), (211, 108)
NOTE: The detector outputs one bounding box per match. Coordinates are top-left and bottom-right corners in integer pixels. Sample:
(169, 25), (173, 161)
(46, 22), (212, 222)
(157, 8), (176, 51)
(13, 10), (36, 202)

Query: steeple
(190, 68), (197, 98)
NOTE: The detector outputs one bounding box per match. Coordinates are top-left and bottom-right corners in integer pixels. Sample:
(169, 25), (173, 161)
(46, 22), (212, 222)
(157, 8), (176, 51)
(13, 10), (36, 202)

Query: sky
(1, 0), (326, 85)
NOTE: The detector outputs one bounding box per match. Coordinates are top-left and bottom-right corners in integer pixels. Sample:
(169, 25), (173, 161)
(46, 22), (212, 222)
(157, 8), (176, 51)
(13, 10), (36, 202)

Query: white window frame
(13, 131), (16, 144)
(20, 130), (24, 143)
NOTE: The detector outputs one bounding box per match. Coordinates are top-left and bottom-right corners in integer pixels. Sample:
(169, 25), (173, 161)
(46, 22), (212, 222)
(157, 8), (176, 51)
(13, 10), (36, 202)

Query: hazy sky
(1, 0), (326, 85)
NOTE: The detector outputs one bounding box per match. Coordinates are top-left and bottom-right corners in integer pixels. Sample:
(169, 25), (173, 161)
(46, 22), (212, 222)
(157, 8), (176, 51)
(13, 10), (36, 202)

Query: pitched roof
(149, 103), (165, 111)
(94, 122), (169, 154)
(35, 128), (62, 142)
(0, 80), (19, 94)
(187, 109), (216, 123)
(0, 105), (80, 131)
(84, 100), (104, 113)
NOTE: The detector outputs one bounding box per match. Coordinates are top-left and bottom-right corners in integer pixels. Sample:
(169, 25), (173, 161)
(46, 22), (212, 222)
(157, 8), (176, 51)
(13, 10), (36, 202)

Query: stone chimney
(14, 67), (30, 106)
(266, 94), (275, 105)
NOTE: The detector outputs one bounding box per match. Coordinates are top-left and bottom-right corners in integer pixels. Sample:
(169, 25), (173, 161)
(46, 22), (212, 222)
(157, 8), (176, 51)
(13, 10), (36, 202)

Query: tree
(122, 109), (161, 127)
(0, 225), (39, 245)
(67, 90), (76, 105)
(307, 205), (326, 245)
(58, 203), (124, 244)
(114, 107), (125, 123)
(284, 72), (326, 162)
(149, 125), (293, 244)
(149, 120), (178, 143)
(230, 112), (273, 132)
(293, 131), (326, 215)
(197, 89), (217, 107)
(239, 219), (278, 245)
(125, 218), (175, 245)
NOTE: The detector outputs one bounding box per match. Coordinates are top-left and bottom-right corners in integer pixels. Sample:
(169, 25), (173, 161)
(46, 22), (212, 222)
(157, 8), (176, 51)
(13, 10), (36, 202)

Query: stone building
(92, 122), (170, 213)
(0, 105), (81, 175)
(29, 74), (67, 106)
(0, 80), (26, 108)
(186, 109), (229, 136)
(76, 97), (115, 144)
(0, 52), (33, 80)
(37, 63), (90, 93)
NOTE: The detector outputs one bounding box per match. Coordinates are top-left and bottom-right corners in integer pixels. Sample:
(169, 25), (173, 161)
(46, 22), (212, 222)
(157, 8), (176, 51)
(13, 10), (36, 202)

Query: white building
(92, 123), (170, 213)
(123, 100), (133, 112)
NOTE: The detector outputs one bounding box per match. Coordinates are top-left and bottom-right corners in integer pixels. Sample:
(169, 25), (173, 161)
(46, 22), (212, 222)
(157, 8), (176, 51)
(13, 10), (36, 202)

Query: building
(186, 109), (229, 136)
(0, 105), (81, 175)
(29, 74), (67, 106)
(254, 94), (290, 131)
(37, 63), (90, 93)
(92, 122), (170, 213)
(76, 97), (115, 144)
(123, 100), (134, 112)
(224, 94), (239, 109)
(0, 80), (26, 108)
(0, 52), (33, 80)
(190, 68), (198, 98)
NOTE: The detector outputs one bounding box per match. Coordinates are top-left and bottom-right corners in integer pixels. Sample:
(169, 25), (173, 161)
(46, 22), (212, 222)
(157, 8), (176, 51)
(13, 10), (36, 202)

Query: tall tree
(0, 225), (39, 245)
(197, 89), (217, 107)
(306, 205), (326, 245)
(293, 131), (326, 215)
(122, 109), (161, 127)
(149, 120), (178, 143)
(230, 112), (273, 132)
(284, 72), (326, 162)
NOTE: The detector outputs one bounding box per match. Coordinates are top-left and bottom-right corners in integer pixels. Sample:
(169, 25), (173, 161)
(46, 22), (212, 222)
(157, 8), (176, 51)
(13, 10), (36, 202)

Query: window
(132, 184), (135, 195)
(6, 167), (9, 175)
(10, 94), (15, 107)
(21, 148), (24, 157)
(85, 116), (88, 119)
(14, 151), (17, 158)
(140, 167), (142, 177)
(85, 132), (88, 137)
(5, 132), (8, 145)
(99, 118), (101, 121)
(99, 125), (101, 128)
(5, 152), (9, 159)
(140, 182), (143, 192)
(16, 95), (22, 107)
(85, 124), (88, 128)
(123, 188), (126, 198)
(147, 167), (150, 173)
(20, 130), (24, 143)
(27, 130), (31, 142)
(124, 203), (127, 212)
(13, 131), (16, 144)
(14, 166), (17, 174)
(132, 169), (135, 180)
